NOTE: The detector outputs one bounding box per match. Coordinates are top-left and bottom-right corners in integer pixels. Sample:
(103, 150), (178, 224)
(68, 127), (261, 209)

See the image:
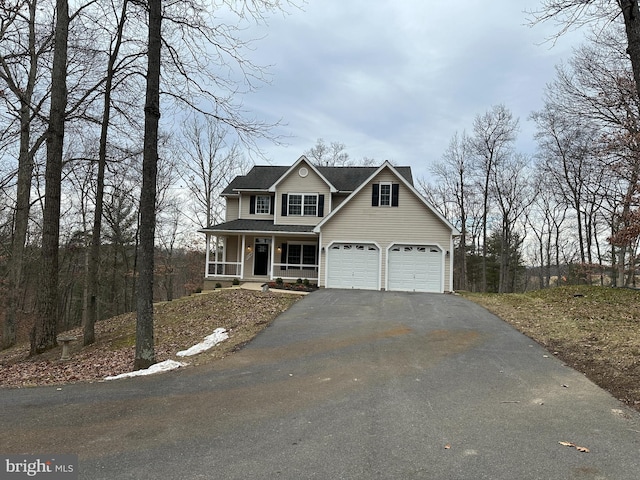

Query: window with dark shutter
(318, 195), (325, 217)
(391, 184), (399, 207)
(281, 194), (288, 216)
(249, 195), (256, 214)
(372, 183), (399, 207)
(270, 195), (275, 215)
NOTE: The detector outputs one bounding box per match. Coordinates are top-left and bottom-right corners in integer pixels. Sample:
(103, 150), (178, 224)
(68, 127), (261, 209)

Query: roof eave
(199, 227), (318, 235)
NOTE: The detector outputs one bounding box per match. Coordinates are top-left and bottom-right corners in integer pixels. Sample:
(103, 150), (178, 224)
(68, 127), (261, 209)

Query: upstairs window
(282, 193), (324, 216)
(255, 195), (271, 214)
(303, 195), (317, 216)
(379, 184), (391, 206)
(372, 183), (399, 207)
(288, 194), (303, 215)
(249, 195), (274, 215)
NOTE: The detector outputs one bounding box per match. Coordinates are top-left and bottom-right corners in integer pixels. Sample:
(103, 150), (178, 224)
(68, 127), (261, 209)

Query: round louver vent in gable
(299, 167), (308, 178)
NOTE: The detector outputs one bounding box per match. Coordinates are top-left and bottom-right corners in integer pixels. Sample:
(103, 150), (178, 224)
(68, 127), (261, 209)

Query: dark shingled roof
(222, 164), (413, 195)
(200, 219), (316, 233)
(318, 166), (413, 190)
(222, 166), (289, 194)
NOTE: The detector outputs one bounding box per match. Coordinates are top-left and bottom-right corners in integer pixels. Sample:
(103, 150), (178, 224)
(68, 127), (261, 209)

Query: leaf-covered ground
(0, 289), (300, 388)
(462, 286), (640, 412)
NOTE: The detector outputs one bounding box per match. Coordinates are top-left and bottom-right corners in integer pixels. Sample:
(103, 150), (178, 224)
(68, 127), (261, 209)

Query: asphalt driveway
(1, 289), (639, 479)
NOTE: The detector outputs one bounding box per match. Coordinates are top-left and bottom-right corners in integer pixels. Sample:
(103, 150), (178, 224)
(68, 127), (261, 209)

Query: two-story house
(200, 155), (459, 292)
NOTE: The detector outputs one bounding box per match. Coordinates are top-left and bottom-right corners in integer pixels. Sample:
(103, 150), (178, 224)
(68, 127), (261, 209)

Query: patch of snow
(103, 328), (229, 381)
(176, 328), (229, 357)
(104, 359), (188, 380)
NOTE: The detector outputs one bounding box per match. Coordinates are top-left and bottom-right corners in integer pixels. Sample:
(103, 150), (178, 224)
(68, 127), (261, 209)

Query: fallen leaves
(559, 441), (590, 453)
(0, 289), (299, 388)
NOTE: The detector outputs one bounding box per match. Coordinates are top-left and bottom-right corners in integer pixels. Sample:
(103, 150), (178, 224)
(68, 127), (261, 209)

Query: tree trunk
(3, 0), (42, 350)
(85, 0), (129, 346)
(31, 0), (68, 355)
(481, 174), (490, 292)
(620, 1), (640, 104)
(135, 0), (161, 370)
(458, 169), (468, 291)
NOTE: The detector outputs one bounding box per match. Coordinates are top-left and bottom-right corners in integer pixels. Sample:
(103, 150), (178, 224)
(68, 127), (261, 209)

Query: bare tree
(533, 28), (640, 284)
(0, 0), (52, 349)
(428, 132), (474, 290)
(157, 198), (181, 302)
(134, 0), (161, 370)
(531, 105), (595, 265)
(178, 116), (247, 228)
(31, 0), (68, 355)
(85, 0), (131, 347)
(471, 104), (519, 292)
(131, 0), (297, 369)
(531, 1), (640, 105)
(305, 138), (351, 167)
(491, 153), (533, 293)
(526, 169), (570, 288)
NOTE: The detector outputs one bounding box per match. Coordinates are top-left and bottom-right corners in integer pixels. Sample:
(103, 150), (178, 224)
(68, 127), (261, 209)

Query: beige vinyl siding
(319, 169), (453, 291)
(225, 197), (239, 221)
(331, 194), (349, 210)
(275, 162), (332, 226)
(225, 235), (240, 262)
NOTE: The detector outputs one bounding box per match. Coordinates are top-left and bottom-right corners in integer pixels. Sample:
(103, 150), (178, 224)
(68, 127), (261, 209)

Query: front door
(254, 242), (269, 276)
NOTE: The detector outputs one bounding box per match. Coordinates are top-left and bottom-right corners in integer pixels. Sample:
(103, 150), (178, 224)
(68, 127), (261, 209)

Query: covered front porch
(201, 224), (320, 283)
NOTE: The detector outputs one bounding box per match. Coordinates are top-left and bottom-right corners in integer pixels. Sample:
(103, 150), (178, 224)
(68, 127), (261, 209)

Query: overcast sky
(240, 0), (589, 181)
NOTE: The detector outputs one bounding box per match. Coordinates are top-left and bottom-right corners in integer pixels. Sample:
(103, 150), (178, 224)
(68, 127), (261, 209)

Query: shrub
(275, 277), (284, 285)
(303, 278), (310, 287)
(296, 278), (303, 284)
(215, 283), (222, 289)
(232, 278), (240, 285)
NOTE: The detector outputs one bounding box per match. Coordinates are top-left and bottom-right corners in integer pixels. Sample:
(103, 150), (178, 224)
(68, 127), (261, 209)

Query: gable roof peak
(268, 155), (338, 192)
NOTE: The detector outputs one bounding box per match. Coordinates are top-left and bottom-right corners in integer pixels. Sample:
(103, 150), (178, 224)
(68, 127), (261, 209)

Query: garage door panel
(327, 243), (379, 290)
(388, 245), (442, 293)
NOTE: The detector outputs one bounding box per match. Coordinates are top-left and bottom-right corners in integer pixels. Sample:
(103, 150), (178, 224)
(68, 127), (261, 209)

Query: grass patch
(462, 286), (640, 411)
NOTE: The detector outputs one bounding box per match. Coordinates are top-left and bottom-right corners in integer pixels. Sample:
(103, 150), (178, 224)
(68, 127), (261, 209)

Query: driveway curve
(1, 290), (639, 479)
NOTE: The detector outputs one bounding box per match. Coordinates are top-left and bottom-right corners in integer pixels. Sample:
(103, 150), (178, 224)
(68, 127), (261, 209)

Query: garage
(326, 243), (379, 290)
(388, 245), (443, 292)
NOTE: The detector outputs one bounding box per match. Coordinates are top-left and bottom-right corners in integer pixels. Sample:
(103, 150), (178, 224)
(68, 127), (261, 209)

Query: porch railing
(272, 263), (318, 281)
(206, 262), (319, 281)
(206, 261), (242, 277)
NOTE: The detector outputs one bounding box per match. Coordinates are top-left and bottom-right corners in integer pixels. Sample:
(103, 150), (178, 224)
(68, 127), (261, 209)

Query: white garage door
(326, 243), (379, 290)
(388, 245), (442, 292)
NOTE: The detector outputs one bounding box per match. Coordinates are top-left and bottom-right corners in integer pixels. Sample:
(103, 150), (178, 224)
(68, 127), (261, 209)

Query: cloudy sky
(239, 0), (589, 181)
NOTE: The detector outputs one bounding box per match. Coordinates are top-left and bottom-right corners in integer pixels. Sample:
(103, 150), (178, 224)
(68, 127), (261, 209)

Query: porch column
(270, 235), (276, 279)
(318, 233), (323, 287)
(449, 236), (455, 293)
(204, 233), (211, 278)
(222, 236), (227, 273)
(240, 235), (246, 279)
